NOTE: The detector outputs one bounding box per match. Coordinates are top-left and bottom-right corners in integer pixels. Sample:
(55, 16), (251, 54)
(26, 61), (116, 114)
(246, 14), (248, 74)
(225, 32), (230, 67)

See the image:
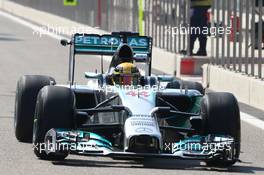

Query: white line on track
(241, 112), (264, 130)
(0, 10), (67, 40)
(0, 9), (263, 131)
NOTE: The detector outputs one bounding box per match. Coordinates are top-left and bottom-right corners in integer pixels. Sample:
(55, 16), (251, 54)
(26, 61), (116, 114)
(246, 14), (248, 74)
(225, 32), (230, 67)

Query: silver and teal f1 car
(14, 32), (240, 167)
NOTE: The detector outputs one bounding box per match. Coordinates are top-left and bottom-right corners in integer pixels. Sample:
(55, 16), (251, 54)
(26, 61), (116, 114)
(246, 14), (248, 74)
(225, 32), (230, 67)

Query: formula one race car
(14, 31), (241, 167)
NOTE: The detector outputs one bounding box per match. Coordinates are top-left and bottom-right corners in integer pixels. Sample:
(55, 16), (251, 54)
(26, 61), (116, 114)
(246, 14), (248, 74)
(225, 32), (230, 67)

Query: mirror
(60, 39), (70, 46)
(85, 72), (103, 79)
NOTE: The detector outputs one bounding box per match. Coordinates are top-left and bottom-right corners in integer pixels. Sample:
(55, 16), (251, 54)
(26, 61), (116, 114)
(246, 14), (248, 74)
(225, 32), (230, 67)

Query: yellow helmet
(112, 62), (140, 86)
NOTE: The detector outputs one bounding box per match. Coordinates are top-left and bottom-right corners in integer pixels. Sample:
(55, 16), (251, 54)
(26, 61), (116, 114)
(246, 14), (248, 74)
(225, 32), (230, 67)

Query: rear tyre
(33, 86), (75, 160)
(14, 75), (55, 143)
(201, 92), (241, 167)
(166, 80), (204, 95)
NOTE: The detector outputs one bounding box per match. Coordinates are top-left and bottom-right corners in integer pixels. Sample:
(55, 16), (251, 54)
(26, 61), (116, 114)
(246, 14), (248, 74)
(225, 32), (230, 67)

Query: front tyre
(14, 75), (55, 143)
(33, 86), (75, 160)
(201, 92), (241, 167)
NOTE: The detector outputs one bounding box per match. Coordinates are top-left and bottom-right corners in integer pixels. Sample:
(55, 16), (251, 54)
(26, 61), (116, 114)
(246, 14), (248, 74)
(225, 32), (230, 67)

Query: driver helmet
(112, 62), (140, 86)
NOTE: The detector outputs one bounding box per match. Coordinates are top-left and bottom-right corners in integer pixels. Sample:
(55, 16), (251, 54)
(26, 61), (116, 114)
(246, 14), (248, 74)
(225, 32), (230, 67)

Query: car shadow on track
(0, 37), (22, 42)
(52, 158), (264, 174)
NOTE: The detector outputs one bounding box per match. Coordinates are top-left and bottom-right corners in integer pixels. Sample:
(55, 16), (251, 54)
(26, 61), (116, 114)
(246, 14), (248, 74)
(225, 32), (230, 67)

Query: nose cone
(118, 89), (155, 115)
(124, 116), (162, 152)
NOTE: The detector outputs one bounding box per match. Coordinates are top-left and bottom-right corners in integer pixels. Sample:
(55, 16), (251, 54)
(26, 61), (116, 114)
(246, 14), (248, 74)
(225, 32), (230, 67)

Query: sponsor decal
(75, 35), (148, 47)
(135, 127), (153, 133)
(131, 120), (155, 127)
(75, 36), (120, 46)
(126, 91), (149, 97)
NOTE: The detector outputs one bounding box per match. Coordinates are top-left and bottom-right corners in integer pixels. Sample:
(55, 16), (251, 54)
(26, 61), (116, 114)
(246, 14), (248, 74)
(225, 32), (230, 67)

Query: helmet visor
(113, 74), (139, 86)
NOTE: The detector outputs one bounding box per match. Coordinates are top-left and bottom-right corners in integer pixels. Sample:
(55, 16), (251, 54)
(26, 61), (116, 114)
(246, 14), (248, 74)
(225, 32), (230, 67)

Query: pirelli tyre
(166, 80), (205, 95)
(201, 92), (241, 167)
(14, 75), (55, 143)
(33, 86), (75, 160)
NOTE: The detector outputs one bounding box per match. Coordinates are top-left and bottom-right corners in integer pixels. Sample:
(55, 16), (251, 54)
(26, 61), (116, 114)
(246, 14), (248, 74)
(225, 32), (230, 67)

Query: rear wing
(73, 33), (152, 57)
(61, 32), (153, 85)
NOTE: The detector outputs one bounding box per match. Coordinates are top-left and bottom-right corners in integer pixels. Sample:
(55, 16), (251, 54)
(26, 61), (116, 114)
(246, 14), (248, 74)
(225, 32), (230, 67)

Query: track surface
(0, 13), (264, 175)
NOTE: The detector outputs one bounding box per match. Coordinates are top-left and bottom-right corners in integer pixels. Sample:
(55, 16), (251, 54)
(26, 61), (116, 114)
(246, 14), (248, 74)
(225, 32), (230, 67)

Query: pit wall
(203, 64), (264, 110)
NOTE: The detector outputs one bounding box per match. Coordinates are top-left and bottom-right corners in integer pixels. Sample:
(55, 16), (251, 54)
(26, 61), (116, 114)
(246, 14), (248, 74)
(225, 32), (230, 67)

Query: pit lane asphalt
(0, 13), (264, 175)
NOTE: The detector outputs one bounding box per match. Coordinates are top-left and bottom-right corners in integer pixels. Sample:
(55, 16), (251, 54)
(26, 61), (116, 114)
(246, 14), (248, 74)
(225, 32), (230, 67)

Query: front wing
(43, 129), (237, 161)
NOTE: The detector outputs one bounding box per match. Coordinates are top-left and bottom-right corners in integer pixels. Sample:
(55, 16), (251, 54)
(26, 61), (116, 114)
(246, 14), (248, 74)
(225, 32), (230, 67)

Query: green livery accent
(63, 0), (78, 6)
(138, 0), (144, 35)
(56, 129), (112, 150)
